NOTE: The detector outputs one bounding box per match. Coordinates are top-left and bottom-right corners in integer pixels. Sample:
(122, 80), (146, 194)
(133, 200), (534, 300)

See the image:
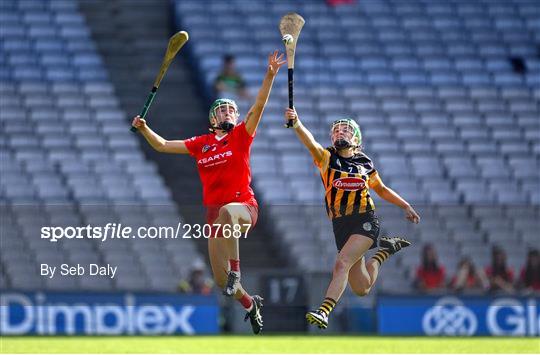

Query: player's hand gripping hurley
(279, 13), (305, 128)
(130, 31), (189, 132)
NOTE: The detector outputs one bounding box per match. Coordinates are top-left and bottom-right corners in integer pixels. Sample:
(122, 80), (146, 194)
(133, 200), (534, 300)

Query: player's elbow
(153, 142), (167, 153)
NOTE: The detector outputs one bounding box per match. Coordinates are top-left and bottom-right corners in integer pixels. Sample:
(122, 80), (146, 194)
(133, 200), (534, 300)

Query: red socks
(228, 259), (251, 310)
(239, 293), (253, 310)
(229, 259), (240, 273)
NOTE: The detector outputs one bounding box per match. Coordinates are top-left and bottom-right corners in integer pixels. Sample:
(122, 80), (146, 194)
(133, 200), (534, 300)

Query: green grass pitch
(1, 336), (539, 354)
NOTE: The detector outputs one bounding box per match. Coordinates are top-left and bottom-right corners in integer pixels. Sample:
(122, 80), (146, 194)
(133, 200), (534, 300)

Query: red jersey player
(132, 51), (286, 334)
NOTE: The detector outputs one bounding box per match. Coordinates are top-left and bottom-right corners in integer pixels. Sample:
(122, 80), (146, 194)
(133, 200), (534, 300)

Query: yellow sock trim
(318, 297), (337, 316)
(373, 249), (390, 265)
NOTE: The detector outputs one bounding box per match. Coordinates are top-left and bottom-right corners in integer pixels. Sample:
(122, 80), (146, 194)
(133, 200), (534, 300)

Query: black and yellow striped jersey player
(285, 107), (421, 329)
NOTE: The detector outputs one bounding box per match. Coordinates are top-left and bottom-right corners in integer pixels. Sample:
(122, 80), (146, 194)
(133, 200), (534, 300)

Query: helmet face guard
(330, 119), (362, 150)
(209, 98), (239, 132)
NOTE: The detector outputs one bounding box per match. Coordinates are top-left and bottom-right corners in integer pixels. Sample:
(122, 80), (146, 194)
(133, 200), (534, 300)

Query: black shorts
(332, 210), (380, 252)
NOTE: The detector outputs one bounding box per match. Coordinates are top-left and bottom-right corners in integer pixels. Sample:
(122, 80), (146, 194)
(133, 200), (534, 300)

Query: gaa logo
(422, 297), (477, 336)
(332, 177), (365, 191)
(362, 222), (372, 231)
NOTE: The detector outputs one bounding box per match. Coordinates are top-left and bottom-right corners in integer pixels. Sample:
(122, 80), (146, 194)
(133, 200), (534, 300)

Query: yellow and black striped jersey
(315, 147), (381, 219)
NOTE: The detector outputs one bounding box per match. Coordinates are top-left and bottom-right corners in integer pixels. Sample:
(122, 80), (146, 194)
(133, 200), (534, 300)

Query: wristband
(292, 119), (300, 129)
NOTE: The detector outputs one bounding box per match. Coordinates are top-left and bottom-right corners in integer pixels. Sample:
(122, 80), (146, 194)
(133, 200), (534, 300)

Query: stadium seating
(173, 0), (539, 290)
(0, 0), (204, 292)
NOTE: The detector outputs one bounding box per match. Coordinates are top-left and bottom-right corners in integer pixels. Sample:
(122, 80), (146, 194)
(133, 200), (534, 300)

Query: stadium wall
(3, 290), (538, 337)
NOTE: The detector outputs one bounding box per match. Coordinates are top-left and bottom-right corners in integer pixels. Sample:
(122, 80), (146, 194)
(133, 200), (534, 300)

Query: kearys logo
(422, 297), (478, 336)
(332, 177), (365, 191)
(198, 151), (232, 165)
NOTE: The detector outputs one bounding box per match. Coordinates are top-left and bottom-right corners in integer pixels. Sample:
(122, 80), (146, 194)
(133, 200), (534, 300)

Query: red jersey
(416, 266), (446, 289)
(184, 122), (257, 207)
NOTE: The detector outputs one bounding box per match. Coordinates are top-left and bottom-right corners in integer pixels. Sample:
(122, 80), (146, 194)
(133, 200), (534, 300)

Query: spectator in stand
(518, 249), (540, 293)
(450, 256), (489, 293)
(414, 244), (446, 292)
(485, 246), (514, 293)
(177, 259), (213, 295)
(214, 54), (249, 100)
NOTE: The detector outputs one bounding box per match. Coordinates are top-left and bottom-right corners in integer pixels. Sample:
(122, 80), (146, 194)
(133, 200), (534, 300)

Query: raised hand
(268, 50), (286, 76)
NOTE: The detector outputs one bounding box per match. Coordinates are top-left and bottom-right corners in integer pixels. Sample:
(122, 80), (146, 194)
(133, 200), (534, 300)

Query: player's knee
(217, 206), (233, 224)
(333, 257), (351, 275)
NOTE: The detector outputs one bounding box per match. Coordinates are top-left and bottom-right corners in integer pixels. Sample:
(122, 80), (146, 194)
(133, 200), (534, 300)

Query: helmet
(209, 98), (239, 132)
(330, 118), (362, 150)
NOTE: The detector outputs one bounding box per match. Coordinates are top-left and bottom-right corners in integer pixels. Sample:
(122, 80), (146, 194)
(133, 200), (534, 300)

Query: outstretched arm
(370, 175), (421, 224)
(244, 51), (286, 136)
(131, 115), (189, 154)
(285, 107), (327, 164)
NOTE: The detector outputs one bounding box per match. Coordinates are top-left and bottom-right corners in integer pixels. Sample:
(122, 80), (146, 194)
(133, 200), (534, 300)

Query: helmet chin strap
(333, 139), (351, 149)
(333, 138), (359, 151)
(210, 121), (235, 133)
